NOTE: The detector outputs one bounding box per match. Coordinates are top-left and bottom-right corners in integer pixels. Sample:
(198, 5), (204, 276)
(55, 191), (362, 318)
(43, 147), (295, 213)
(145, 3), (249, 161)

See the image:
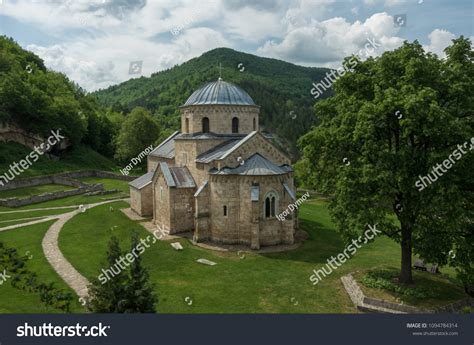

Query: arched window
(253, 118), (256, 131)
(232, 117), (239, 133)
(264, 191), (278, 218)
(185, 118), (189, 133)
(202, 117), (210, 133)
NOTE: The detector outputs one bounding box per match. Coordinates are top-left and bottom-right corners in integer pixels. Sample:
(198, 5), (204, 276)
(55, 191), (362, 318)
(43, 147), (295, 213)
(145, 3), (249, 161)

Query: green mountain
(94, 48), (333, 158)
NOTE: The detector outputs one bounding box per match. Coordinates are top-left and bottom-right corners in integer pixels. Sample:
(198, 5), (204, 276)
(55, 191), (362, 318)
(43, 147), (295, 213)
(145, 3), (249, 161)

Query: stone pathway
(41, 199), (129, 299)
(0, 215), (62, 232)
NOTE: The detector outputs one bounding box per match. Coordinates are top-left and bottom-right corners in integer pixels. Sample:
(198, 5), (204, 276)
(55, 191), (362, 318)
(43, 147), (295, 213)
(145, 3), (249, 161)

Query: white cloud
(257, 12), (404, 67)
(423, 29), (456, 57)
(2, 0), (466, 91)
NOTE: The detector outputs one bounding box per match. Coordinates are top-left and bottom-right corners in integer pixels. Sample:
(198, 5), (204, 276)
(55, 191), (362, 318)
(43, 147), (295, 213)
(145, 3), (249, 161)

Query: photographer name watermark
(119, 145), (154, 176)
(276, 192), (310, 221)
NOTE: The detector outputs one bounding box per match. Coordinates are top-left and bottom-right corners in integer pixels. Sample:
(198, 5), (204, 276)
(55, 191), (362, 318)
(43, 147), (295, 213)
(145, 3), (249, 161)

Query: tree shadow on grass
(261, 218), (347, 265)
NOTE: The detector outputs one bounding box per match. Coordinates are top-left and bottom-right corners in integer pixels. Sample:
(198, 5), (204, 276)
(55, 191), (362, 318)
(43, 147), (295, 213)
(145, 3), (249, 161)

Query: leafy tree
(122, 232), (157, 313)
(298, 38), (473, 284)
(114, 107), (160, 162)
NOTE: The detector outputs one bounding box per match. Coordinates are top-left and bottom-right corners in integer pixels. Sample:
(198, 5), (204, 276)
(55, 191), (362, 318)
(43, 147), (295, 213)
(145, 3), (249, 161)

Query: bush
(361, 270), (434, 299)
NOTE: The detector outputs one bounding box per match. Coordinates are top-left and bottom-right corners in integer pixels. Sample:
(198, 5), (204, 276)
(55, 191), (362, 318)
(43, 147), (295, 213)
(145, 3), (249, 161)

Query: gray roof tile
(129, 171), (154, 189)
(212, 153), (292, 176)
(150, 131), (179, 158)
(182, 78), (255, 106)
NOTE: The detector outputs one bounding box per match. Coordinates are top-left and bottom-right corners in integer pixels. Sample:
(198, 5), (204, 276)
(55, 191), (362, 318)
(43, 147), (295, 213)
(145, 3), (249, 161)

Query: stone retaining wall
(0, 170), (134, 191)
(0, 170), (132, 207)
(0, 184), (103, 207)
(341, 273), (473, 314)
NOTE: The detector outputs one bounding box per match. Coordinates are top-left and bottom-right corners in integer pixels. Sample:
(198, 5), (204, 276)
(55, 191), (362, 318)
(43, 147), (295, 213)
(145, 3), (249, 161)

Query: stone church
(129, 78), (297, 249)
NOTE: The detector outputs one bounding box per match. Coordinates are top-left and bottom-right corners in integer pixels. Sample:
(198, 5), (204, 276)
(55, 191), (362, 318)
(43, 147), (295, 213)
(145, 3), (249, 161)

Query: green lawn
(0, 178), (130, 213)
(0, 208), (75, 223)
(57, 198), (467, 313)
(0, 221), (83, 313)
(0, 184), (75, 199)
(77, 177), (131, 193)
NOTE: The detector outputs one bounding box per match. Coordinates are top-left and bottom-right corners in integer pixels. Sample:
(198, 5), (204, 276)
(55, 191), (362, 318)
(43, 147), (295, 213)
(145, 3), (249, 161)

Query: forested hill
(94, 48), (333, 158)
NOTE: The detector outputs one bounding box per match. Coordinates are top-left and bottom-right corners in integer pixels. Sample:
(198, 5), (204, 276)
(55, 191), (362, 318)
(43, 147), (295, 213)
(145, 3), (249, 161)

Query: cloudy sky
(0, 0), (472, 91)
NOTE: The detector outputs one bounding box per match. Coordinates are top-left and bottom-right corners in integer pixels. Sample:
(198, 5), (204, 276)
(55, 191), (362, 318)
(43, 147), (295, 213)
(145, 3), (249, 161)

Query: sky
(0, 0), (472, 92)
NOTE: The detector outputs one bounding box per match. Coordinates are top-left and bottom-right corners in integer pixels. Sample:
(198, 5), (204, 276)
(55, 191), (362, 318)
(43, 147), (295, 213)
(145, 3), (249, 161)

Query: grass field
(0, 184), (75, 199)
(56, 199), (466, 313)
(0, 221), (83, 313)
(0, 181), (466, 314)
(0, 178), (130, 213)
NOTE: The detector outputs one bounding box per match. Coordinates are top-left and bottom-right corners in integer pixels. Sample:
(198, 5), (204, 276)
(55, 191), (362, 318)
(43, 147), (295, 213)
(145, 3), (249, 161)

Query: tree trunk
(399, 224), (413, 284)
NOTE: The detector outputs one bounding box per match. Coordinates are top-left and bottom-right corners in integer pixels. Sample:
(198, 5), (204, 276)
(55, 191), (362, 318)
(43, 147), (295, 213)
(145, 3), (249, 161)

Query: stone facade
(130, 183), (153, 217)
(180, 105), (260, 135)
(129, 79), (298, 248)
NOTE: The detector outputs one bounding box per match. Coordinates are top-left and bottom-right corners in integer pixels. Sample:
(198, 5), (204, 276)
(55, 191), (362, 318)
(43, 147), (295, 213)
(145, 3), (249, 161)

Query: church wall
(218, 134), (291, 170)
(130, 183), (153, 217)
(208, 174), (295, 247)
(148, 156), (174, 172)
(154, 175), (171, 231)
(194, 182), (211, 242)
(174, 139), (222, 187)
(180, 105), (259, 135)
(170, 187), (195, 233)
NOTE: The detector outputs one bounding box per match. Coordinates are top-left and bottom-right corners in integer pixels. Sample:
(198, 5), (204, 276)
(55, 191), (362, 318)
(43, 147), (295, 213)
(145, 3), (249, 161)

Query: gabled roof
(219, 131), (258, 160)
(158, 162), (196, 188)
(169, 166), (196, 188)
(194, 181), (208, 197)
(129, 171), (154, 189)
(149, 131), (179, 159)
(212, 153), (292, 176)
(195, 139), (242, 163)
(283, 182), (296, 200)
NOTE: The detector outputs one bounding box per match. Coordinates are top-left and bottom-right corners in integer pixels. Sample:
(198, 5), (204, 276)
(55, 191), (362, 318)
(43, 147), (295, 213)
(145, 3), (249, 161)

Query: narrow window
(223, 205), (228, 217)
(202, 117), (210, 133)
(183, 152), (188, 166)
(232, 117), (239, 133)
(264, 192), (278, 218)
(160, 186), (163, 201)
(265, 197), (271, 218)
(185, 118), (189, 133)
(253, 118), (256, 131)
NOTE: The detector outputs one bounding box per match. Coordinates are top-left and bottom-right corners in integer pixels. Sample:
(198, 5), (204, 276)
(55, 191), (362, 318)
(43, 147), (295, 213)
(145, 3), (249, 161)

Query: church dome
(183, 78), (255, 106)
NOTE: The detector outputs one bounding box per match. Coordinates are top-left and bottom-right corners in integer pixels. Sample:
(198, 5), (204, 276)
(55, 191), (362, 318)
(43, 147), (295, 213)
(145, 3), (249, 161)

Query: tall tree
(298, 38), (473, 284)
(114, 107), (160, 162)
(123, 232), (157, 313)
(87, 236), (128, 312)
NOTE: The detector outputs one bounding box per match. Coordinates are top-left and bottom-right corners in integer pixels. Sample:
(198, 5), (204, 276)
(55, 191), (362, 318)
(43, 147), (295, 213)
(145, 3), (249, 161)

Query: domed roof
(183, 78), (255, 106)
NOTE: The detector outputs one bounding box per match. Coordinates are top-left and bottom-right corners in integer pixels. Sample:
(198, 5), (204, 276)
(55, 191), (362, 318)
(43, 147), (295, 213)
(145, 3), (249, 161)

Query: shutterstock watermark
(120, 145), (153, 176)
(277, 192), (310, 221)
(310, 37), (381, 99)
(415, 137), (473, 191)
(0, 268), (11, 286)
(98, 225), (167, 284)
(309, 224), (382, 285)
(0, 129), (64, 187)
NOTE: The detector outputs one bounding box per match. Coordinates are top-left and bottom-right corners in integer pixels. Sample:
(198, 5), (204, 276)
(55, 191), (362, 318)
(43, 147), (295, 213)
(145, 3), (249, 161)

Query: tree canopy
(298, 37), (473, 285)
